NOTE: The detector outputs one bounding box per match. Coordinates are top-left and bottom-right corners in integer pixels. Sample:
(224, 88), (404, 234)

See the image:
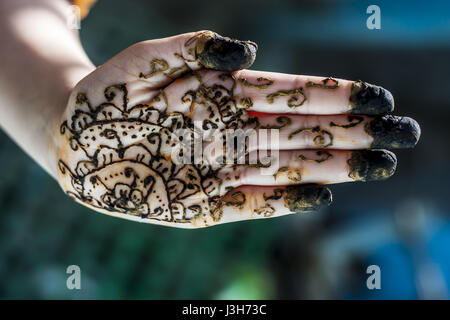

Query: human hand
(55, 31), (420, 228)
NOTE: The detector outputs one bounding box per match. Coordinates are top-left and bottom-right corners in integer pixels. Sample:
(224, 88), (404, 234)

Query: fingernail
(196, 31), (258, 71)
(365, 115), (421, 149)
(348, 150), (397, 182)
(283, 184), (332, 213)
(349, 81), (394, 115)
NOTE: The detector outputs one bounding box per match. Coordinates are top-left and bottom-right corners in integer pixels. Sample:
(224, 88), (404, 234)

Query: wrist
(0, 0), (96, 179)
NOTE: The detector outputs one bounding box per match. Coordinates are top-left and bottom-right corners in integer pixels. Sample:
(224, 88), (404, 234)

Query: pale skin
(0, 0), (421, 228)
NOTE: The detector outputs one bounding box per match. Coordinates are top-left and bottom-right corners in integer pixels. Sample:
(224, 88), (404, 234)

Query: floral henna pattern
(57, 33), (342, 226)
(58, 72), (248, 225)
(57, 73), (339, 225)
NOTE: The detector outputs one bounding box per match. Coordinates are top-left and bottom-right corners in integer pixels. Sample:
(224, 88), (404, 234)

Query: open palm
(55, 31), (420, 228)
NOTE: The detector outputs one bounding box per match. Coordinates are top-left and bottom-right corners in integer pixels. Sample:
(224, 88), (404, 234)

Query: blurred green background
(1, 0), (449, 299)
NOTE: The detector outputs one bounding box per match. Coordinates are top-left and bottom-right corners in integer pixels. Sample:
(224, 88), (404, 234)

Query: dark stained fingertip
(195, 31), (258, 71)
(365, 115), (421, 149)
(348, 150), (397, 182)
(284, 184), (332, 213)
(349, 81), (394, 115)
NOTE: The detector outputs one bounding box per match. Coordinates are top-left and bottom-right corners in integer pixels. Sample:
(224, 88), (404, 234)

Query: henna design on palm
(55, 31), (420, 228)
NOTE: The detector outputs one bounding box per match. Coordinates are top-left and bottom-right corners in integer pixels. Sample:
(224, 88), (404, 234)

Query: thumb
(71, 31), (258, 103)
(190, 30), (258, 71)
(119, 30), (257, 87)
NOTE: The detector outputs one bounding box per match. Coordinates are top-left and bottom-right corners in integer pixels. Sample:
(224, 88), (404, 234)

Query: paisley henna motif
(58, 67), (253, 225)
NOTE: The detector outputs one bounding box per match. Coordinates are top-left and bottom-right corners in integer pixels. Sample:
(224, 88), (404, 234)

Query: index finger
(233, 70), (394, 115)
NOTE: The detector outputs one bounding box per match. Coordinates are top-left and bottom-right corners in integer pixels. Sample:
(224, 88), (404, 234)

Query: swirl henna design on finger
(305, 77), (339, 89)
(239, 77), (274, 89)
(288, 126), (334, 147)
(284, 115), (366, 148)
(252, 116), (292, 130)
(298, 151), (333, 163)
(239, 97), (253, 109)
(273, 167), (302, 182)
(254, 204), (276, 217)
(266, 88), (307, 108)
(330, 115), (364, 129)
